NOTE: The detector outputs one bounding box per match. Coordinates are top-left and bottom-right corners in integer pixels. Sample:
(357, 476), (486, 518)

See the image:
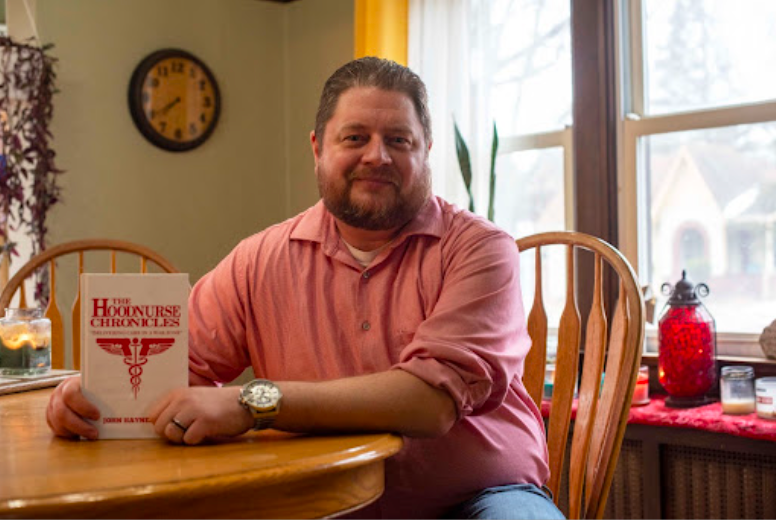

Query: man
(47, 57), (563, 519)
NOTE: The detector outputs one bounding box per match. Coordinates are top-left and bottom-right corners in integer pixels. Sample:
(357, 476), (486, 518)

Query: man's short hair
(314, 57), (432, 146)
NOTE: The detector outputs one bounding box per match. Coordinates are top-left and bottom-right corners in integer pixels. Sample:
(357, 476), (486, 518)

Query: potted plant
(454, 120), (498, 221)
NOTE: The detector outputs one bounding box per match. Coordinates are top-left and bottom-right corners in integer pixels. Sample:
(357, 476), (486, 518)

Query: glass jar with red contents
(658, 270), (716, 408)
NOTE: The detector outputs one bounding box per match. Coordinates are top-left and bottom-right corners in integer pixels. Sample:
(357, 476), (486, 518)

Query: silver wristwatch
(238, 379), (283, 430)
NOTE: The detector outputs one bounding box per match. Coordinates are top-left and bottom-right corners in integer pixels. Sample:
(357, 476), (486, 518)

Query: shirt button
(361, 321), (371, 331)
(362, 270), (371, 279)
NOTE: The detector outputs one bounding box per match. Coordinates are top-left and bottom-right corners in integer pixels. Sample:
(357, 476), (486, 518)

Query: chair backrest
(516, 231), (644, 519)
(0, 239), (178, 371)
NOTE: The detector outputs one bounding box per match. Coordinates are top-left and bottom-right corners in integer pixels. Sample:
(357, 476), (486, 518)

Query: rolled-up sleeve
(188, 240), (253, 386)
(392, 222), (530, 418)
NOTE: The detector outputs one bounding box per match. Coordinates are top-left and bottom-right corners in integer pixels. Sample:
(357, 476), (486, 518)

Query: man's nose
(362, 138), (392, 165)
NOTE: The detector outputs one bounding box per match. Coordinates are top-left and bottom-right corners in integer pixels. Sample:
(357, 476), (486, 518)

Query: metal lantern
(658, 270), (717, 408)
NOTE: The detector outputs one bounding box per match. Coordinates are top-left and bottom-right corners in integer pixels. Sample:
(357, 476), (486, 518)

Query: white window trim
(616, 0), (776, 357)
(499, 127), (575, 231)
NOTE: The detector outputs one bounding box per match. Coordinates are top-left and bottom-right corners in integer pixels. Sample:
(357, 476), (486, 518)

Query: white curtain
(408, 0), (496, 216)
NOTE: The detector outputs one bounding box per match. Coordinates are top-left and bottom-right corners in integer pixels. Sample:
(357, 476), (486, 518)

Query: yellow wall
(7, 0), (354, 283)
(354, 0), (407, 64)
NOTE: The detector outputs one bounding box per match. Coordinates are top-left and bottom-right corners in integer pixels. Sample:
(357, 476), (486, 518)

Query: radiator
(604, 439), (645, 518)
(661, 445), (776, 519)
(596, 438), (776, 519)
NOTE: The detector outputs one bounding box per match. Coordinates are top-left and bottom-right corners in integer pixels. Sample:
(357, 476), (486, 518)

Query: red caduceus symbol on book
(96, 338), (175, 399)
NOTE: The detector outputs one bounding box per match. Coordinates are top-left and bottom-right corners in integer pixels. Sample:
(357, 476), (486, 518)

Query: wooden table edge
(2, 456), (397, 519)
(0, 387), (403, 519)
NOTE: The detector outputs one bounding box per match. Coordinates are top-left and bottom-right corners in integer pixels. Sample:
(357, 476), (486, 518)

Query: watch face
(243, 380), (282, 412)
(128, 49), (221, 152)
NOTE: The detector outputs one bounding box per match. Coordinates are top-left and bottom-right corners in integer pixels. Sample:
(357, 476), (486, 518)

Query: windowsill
(628, 394), (776, 443)
(541, 393), (776, 443)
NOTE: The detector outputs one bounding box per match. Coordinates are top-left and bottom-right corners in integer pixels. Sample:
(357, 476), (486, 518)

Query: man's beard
(317, 164), (431, 231)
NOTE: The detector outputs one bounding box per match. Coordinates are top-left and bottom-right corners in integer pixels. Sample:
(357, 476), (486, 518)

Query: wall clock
(128, 49), (221, 152)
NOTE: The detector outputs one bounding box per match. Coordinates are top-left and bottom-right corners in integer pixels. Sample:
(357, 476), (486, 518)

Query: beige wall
(285, 0), (355, 215)
(7, 0), (353, 284)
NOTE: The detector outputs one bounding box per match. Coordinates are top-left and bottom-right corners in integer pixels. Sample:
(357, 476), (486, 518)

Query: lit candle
(3, 332), (36, 350)
(0, 308), (52, 376)
(632, 365), (650, 406)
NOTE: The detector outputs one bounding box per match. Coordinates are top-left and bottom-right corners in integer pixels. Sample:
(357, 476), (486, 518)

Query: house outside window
(674, 226), (710, 283)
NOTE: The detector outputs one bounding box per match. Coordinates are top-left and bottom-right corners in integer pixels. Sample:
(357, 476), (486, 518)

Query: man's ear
(311, 130), (321, 164)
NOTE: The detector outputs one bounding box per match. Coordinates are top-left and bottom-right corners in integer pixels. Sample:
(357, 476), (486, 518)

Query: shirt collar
(290, 196), (445, 250)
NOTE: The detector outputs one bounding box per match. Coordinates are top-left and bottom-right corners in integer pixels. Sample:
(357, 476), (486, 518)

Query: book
(81, 273), (190, 439)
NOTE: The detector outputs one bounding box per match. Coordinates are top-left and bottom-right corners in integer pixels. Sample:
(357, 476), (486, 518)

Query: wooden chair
(516, 231), (645, 519)
(0, 239), (179, 371)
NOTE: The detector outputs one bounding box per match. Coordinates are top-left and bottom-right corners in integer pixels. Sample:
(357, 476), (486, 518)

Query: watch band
(253, 415), (277, 431)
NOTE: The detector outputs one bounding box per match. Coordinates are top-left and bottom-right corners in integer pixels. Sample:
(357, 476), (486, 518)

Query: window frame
(498, 127), (576, 232)
(615, 0), (776, 357)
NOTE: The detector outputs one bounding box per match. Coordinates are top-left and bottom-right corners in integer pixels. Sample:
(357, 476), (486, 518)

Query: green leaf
(487, 122), (499, 222)
(453, 119), (475, 213)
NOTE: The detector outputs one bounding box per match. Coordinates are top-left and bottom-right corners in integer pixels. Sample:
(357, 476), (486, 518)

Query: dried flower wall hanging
(0, 36), (63, 304)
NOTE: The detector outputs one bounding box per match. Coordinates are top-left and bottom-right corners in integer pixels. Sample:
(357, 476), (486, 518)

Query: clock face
(128, 49), (221, 152)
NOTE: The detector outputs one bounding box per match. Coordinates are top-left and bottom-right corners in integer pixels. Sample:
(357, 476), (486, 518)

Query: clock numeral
(200, 113), (207, 124)
(142, 91), (150, 104)
(203, 96), (212, 108)
(199, 80), (207, 91)
(157, 65), (169, 77)
(189, 123), (198, 136)
(159, 121), (167, 133)
(175, 128), (183, 140)
(189, 67), (196, 78)
(172, 61), (184, 74)
(148, 77), (159, 88)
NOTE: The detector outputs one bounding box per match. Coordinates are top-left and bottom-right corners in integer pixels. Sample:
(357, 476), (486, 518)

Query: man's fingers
(182, 419), (206, 446)
(147, 391), (174, 425)
(60, 376), (100, 421)
(46, 395), (78, 439)
(48, 395), (99, 439)
(152, 400), (180, 437)
(46, 376), (100, 439)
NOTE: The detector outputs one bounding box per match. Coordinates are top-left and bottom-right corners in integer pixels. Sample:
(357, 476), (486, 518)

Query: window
(619, 0), (776, 353)
(412, 0), (775, 358)
(409, 0), (572, 229)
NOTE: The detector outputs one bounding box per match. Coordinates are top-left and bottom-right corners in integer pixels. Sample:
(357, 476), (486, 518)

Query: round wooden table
(0, 388), (402, 518)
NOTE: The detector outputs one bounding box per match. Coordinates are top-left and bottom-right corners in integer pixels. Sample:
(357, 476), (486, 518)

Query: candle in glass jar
(721, 366), (755, 415)
(0, 308), (52, 376)
(756, 377), (776, 420)
(632, 365), (650, 406)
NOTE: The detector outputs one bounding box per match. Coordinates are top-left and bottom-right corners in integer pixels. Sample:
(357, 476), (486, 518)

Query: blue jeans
(448, 484), (566, 519)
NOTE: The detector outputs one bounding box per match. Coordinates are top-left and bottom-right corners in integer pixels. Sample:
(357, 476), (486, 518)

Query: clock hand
(156, 96), (181, 117)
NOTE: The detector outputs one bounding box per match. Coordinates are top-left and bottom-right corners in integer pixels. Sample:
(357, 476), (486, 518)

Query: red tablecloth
(541, 394), (776, 442)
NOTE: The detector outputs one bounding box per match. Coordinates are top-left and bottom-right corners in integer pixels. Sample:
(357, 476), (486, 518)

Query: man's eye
(344, 135), (363, 142)
(391, 137), (410, 145)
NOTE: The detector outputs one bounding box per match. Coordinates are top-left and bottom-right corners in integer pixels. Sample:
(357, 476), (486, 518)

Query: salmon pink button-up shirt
(188, 196), (549, 518)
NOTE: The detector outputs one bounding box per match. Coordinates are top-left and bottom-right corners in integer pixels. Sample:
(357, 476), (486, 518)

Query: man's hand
(46, 375), (101, 440)
(148, 386), (253, 445)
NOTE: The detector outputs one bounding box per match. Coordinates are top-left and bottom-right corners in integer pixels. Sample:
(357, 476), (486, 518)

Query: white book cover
(81, 273), (189, 439)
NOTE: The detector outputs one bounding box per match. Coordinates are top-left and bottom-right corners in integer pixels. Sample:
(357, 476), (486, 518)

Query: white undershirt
(342, 240), (382, 267)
